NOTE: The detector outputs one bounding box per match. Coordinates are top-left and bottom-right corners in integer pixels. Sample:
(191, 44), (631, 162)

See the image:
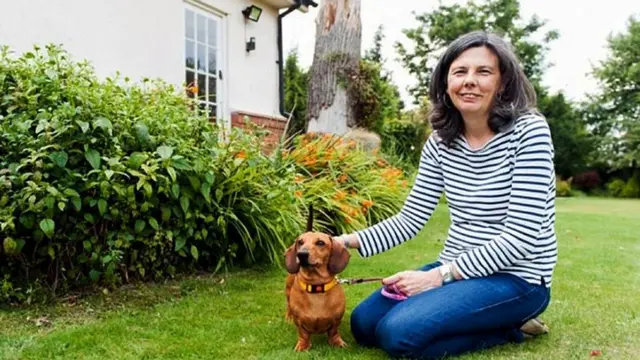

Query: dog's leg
(294, 326), (312, 352)
(327, 323), (347, 348)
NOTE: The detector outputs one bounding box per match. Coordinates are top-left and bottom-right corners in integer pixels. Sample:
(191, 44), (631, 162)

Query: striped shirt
(355, 114), (557, 288)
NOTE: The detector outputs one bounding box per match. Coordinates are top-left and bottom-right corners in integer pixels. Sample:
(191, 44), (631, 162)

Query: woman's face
(446, 46), (502, 118)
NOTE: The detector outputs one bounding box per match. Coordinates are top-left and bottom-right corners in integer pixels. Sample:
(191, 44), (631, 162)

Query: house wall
(0, 0), (289, 142)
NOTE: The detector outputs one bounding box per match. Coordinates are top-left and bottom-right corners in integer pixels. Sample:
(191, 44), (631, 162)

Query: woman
(335, 30), (556, 359)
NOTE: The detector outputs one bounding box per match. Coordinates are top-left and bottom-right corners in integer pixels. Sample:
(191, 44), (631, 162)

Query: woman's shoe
(520, 318), (549, 339)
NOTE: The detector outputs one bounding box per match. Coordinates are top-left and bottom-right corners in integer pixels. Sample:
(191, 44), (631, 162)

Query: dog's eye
(297, 239), (304, 246)
(316, 240), (325, 246)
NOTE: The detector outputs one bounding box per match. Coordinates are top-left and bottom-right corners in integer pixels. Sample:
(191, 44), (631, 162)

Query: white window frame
(183, 1), (229, 129)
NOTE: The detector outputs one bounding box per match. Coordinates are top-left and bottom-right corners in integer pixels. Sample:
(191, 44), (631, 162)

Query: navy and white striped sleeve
(354, 133), (445, 258)
(452, 118), (555, 279)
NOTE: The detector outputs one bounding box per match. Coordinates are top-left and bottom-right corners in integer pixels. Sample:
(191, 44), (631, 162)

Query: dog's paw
(329, 336), (347, 348)
(294, 340), (311, 352)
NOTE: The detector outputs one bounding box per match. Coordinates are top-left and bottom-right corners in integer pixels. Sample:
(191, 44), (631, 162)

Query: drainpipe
(277, 0), (317, 119)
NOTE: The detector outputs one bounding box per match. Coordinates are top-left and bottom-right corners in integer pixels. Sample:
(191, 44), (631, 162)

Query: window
(184, 4), (222, 122)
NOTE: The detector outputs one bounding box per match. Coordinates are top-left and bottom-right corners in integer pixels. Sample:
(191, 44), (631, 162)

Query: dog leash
(337, 277), (384, 285)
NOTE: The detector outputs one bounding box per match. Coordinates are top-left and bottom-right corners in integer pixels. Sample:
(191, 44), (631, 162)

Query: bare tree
(306, 0), (362, 135)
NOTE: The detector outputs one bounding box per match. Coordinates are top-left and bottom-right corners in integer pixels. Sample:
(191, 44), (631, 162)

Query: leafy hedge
(0, 45), (413, 304)
(0, 45), (304, 303)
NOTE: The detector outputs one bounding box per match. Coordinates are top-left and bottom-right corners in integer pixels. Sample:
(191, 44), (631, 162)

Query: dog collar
(298, 277), (339, 293)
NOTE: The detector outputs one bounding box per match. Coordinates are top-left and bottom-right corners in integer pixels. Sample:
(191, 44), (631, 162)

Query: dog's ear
(284, 241), (299, 274)
(328, 236), (351, 274)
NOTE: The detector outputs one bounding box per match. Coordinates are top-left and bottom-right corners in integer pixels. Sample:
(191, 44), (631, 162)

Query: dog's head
(284, 204), (350, 275)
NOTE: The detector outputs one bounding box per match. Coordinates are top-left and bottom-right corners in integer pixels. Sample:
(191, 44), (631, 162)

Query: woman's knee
(375, 314), (431, 358)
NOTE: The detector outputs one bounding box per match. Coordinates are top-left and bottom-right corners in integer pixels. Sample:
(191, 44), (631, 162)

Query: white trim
(183, 1), (230, 130)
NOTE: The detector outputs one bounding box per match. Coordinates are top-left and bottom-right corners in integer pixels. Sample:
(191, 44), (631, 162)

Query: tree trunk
(306, 0), (362, 135)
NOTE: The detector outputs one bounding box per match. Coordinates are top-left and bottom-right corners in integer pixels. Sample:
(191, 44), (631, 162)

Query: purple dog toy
(381, 283), (408, 300)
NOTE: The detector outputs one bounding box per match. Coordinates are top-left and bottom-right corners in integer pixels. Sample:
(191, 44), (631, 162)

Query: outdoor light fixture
(246, 37), (256, 52)
(242, 5), (262, 22)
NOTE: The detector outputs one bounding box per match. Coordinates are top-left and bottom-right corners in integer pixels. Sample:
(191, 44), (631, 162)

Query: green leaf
(128, 152), (148, 169)
(180, 196), (189, 214)
(71, 197), (82, 211)
(83, 240), (92, 250)
(76, 120), (90, 133)
(98, 199), (107, 215)
(93, 117), (113, 134)
(216, 189), (224, 202)
(190, 245), (199, 260)
(205, 171), (215, 184)
(175, 236), (186, 251)
(188, 176), (200, 191)
(157, 145), (174, 160)
(200, 182), (211, 202)
(171, 184), (180, 199)
(63, 188), (80, 197)
(148, 217), (159, 230)
(58, 202), (66, 211)
(39, 219), (55, 238)
(135, 220), (146, 233)
(49, 151), (68, 168)
(89, 270), (101, 281)
(105, 170), (114, 180)
(167, 167), (177, 182)
(85, 149), (101, 170)
(134, 121), (151, 145)
(161, 206), (171, 222)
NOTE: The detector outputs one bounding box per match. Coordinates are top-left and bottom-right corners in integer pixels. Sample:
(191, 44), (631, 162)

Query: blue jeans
(350, 261), (551, 359)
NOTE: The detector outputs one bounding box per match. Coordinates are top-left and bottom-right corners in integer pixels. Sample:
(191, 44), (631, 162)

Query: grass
(1, 197), (639, 359)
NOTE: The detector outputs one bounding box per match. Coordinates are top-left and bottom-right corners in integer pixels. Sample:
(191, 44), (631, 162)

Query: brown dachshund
(284, 206), (351, 352)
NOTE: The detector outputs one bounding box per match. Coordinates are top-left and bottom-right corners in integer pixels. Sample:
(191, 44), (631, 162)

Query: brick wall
(230, 111), (288, 153)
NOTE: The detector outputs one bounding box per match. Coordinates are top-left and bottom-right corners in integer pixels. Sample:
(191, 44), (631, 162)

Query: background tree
(584, 16), (640, 170)
(283, 48), (309, 140)
(306, 0), (362, 135)
(395, 0), (558, 103)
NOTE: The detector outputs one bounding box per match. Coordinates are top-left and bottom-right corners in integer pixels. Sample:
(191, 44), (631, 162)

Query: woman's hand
(382, 269), (443, 296)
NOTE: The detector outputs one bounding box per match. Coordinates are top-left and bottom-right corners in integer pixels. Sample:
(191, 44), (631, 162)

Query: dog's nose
(297, 251), (310, 266)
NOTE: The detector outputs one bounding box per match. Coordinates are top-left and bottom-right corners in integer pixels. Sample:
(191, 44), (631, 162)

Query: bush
(380, 118), (429, 168)
(572, 170), (601, 192)
(0, 45), (303, 303)
(620, 174), (640, 198)
(556, 177), (572, 197)
(606, 178), (627, 197)
(283, 133), (410, 236)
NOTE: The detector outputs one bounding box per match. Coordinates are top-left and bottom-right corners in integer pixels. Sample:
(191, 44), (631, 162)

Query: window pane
(197, 43), (206, 72)
(208, 76), (216, 103)
(185, 40), (195, 69)
(185, 70), (195, 98)
(198, 73), (206, 100)
(207, 18), (217, 47)
(207, 47), (216, 75)
(185, 9), (194, 39)
(197, 14), (206, 42)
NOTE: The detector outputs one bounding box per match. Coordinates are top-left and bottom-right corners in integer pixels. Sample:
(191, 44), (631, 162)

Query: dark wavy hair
(429, 31), (538, 146)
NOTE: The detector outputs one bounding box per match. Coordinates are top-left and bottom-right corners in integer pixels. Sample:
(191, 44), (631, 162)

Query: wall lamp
(242, 5), (262, 22)
(246, 37), (256, 52)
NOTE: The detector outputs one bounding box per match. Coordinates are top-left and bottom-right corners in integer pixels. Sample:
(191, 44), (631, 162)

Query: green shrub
(380, 118), (429, 168)
(556, 177), (572, 197)
(620, 174), (640, 198)
(606, 178), (627, 197)
(0, 45), (303, 303)
(283, 133), (410, 236)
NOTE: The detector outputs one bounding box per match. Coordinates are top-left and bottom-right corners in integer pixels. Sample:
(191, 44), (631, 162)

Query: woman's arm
(336, 134), (445, 257)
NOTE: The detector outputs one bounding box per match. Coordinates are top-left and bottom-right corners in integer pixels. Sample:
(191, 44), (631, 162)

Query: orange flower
(294, 175), (304, 183)
(338, 174), (348, 183)
(235, 151), (247, 159)
(334, 190), (346, 201)
(362, 200), (374, 208)
(294, 191), (303, 198)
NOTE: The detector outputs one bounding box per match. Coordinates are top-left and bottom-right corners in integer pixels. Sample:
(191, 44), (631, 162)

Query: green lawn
(1, 197), (639, 359)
